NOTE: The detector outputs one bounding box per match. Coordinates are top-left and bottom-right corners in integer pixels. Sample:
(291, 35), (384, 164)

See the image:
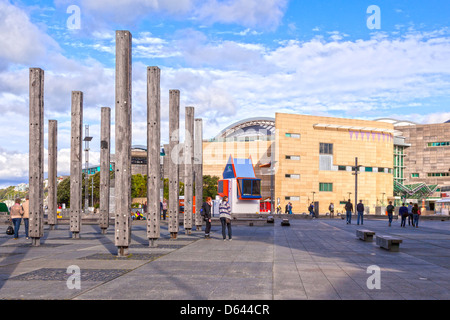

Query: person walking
(10, 198), (24, 240)
(219, 196), (232, 241)
(412, 203), (420, 228)
(276, 204), (282, 214)
(162, 198), (168, 220)
(386, 201), (395, 227)
(356, 200), (364, 225)
(202, 197), (212, 239)
(22, 195), (30, 239)
(345, 199), (353, 224)
(407, 202), (414, 227)
(328, 202), (334, 218)
(308, 203), (315, 218)
(288, 202), (293, 215)
(399, 203), (408, 227)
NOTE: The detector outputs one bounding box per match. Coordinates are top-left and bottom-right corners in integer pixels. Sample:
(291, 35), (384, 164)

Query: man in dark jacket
(399, 203), (408, 227)
(345, 199), (353, 224)
(386, 201), (395, 227)
(202, 197), (213, 239)
(356, 200), (364, 225)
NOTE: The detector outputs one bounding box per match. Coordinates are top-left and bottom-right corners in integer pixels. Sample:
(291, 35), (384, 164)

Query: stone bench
(356, 229), (375, 242)
(376, 235), (403, 252)
(281, 218), (290, 226)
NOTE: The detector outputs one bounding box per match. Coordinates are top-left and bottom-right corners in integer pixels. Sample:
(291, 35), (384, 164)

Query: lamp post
(352, 157), (362, 210)
(83, 124), (92, 212)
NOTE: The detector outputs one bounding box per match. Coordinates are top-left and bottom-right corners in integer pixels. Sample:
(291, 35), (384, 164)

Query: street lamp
(352, 157), (362, 209)
(83, 125), (93, 212)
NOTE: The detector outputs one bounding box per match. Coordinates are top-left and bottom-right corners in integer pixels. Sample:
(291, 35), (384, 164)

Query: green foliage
(131, 174), (147, 198)
(202, 175), (220, 200)
(54, 173), (221, 208)
(0, 186), (27, 202)
(57, 177), (70, 206)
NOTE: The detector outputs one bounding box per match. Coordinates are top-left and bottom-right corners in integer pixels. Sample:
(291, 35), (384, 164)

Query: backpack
(6, 226), (14, 235)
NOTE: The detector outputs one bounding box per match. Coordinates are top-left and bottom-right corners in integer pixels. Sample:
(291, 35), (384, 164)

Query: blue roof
(222, 156), (256, 179)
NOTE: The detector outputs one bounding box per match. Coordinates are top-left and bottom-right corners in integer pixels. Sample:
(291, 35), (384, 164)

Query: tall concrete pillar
(168, 90), (180, 239)
(48, 120), (58, 230)
(147, 66), (161, 247)
(184, 107), (194, 234)
(115, 30), (132, 256)
(194, 118), (203, 231)
(70, 91), (83, 239)
(29, 68), (44, 246)
(99, 107), (111, 234)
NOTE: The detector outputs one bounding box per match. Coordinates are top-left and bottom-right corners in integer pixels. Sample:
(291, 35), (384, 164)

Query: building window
(411, 173), (419, 178)
(319, 183), (333, 192)
(338, 166), (347, 171)
(285, 133), (300, 138)
(427, 142), (450, 147)
(285, 196), (300, 201)
(285, 155), (300, 160)
(428, 172), (450, 177)
(285, 174), (300, 179)
(365, 167), (373, 172)
(319, 143), (333, 155)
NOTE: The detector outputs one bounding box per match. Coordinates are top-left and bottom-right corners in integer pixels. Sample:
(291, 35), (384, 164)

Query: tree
(203, 175), (220, 200)
(57, 177), (70, 207)
(131, 174), (147, 198)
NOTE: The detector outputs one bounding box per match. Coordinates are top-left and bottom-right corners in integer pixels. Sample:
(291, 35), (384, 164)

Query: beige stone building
(274, 113), (395, 214)
(397, 122), (450, 190)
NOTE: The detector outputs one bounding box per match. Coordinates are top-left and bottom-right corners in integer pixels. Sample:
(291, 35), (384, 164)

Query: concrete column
(147, 66), (161, 247)
(70, 91), (83, 239)
(115, 30), (132, 256)
(99, 107), (111, 234)
(168, 90), (180, 238)
(194, 118), (203, 230)
(29, 68), (44, 246)
(184, 107), (194, 234)
(48, 120), (58, 229)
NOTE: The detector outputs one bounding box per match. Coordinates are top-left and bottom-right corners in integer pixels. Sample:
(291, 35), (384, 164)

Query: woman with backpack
(10, 198), (24, 240)
(202, 197), (212, 239)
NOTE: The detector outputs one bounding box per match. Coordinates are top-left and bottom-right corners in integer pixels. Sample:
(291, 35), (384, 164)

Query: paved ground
(0, 217), (449, 301)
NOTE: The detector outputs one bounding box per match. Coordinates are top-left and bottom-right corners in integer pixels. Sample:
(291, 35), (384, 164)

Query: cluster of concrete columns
(27, 30), (204, 255)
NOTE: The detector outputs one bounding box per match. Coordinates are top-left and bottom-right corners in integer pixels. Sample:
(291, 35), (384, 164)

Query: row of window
(427, 141), (450, 147)
(427, 172), (450, 177)
(411, 172), (450, 178)
(284, 183), (333, 201)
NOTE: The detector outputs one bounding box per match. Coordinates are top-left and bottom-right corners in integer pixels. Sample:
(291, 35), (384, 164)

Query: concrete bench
(281, 218), (290, 226)
(376, 235), (403, 252)
(356, 229), (375, 242)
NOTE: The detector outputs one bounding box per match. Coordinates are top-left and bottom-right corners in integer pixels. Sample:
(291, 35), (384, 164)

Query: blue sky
(0, 0), (450, 188)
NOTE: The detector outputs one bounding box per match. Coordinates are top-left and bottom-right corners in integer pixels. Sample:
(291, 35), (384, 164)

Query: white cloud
(54, 0), (287, 30)
(0, 1), (60, 68)
(195, 0), (288, 29)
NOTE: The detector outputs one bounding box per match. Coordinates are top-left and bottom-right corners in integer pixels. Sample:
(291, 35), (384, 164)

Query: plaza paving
(0, 217), (449, 300)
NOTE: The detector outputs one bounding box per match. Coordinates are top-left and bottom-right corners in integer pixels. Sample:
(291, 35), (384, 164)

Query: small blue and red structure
(218, 156), (262, 214)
